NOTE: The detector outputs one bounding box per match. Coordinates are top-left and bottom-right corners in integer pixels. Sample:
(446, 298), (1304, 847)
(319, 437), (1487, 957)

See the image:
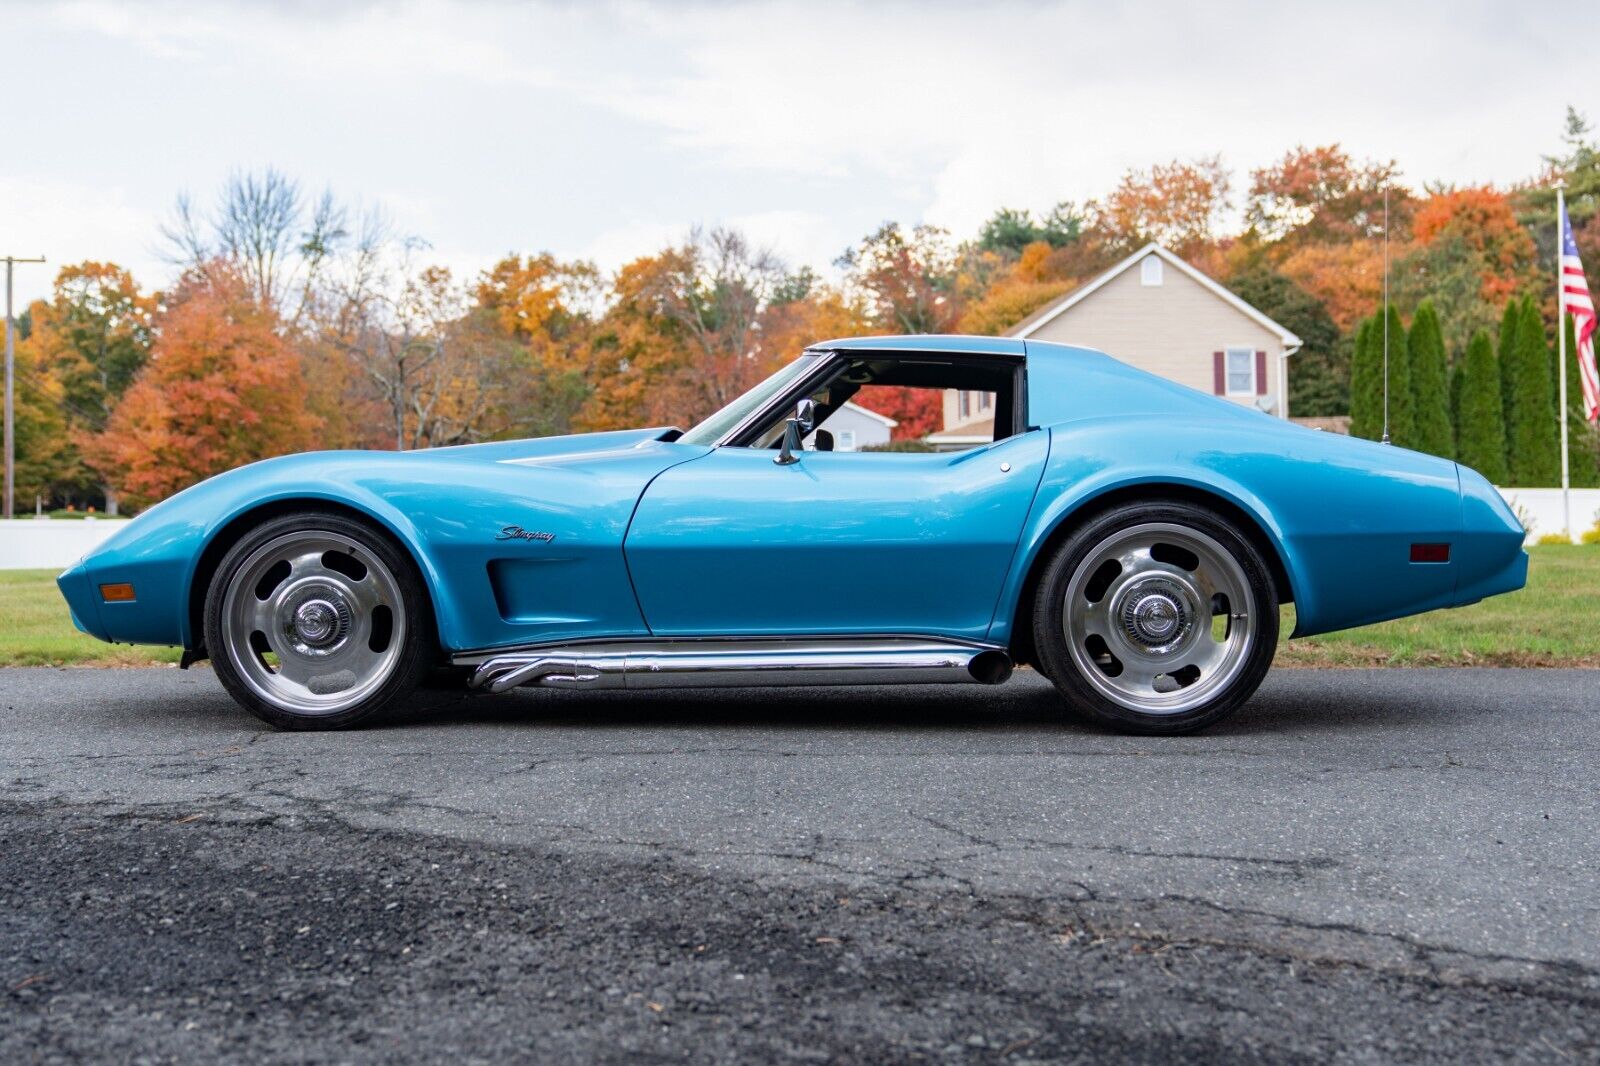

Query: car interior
(741, 355), (1022, 452)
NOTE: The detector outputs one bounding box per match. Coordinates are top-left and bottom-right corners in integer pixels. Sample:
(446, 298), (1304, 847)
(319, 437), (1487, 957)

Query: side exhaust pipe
(463, 638), (1012, 695)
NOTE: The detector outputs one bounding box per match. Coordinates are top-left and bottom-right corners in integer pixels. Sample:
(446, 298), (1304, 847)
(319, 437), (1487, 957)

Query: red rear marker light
(99, 583), (136, 602)
(1409, 543), (1450, 564)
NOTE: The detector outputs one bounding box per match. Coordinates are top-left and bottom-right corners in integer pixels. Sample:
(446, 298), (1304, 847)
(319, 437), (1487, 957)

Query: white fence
(1, 518), (130, 570)
(1497, 487), (1600, 545)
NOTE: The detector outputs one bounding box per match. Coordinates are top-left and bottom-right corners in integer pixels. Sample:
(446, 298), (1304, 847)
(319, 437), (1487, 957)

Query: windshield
(678, 354), (821, 446)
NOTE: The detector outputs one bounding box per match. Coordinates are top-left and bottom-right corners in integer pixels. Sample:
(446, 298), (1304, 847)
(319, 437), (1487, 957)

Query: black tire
(1031, 500), (1278, 735)
(204, 510), (436, 730)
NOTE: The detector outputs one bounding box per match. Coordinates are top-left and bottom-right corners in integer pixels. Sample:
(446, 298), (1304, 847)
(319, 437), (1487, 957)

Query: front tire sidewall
(204, 511), (435, 730)
(1033, 502), (1279, 735)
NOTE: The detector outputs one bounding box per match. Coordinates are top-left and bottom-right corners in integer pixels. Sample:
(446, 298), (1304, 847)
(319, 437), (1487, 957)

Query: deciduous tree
(838, 222), (962, 334)
(1096, 157), (1231, 260)
(1246, 145), (1408, 245)
(163, 168), (350, 329)
(15, 262), (154, 506)
(85, 267), (320, 508)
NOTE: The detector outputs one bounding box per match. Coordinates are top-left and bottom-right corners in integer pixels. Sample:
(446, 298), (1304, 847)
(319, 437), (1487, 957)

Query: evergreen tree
(1560, 313), (1600, 487)
(1450, 356), (1466, 453)
(1497, 299), (1520, 443)
(1382, 303), (1414, 447)
(1455, 329), (1508, 484)
(1348, 316), (1382, 440)
(1506, 299), (1561, 486)
(1407, 300), (1453, 458)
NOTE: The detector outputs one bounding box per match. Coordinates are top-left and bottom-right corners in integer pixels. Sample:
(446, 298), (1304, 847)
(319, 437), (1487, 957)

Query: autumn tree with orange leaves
(1096, 156), (1232, 261)
(15, 262), (154, 508)
(84, 268), (320, 508)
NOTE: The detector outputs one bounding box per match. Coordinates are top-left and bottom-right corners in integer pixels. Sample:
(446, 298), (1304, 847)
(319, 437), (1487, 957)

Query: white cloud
(0, 178), (164, 307)
(52, 0), (558, 88)
(8, 0), (1594, 294)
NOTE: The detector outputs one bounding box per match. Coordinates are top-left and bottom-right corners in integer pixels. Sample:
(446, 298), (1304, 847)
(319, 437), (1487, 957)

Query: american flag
(1560, 203), (1599, 422)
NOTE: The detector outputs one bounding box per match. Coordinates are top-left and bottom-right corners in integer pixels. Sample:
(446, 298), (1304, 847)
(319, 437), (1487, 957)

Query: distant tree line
(7, 109), (1600, 512)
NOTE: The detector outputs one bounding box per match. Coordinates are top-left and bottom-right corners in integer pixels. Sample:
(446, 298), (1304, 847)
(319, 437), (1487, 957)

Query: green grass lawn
(0, 570), (181, 667)
(1278, 545), (1599, 667)
(1, 547), (1596, 669)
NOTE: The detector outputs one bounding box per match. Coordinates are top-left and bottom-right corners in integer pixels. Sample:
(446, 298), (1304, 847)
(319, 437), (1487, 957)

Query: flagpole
(1558, 182), (1571, 541)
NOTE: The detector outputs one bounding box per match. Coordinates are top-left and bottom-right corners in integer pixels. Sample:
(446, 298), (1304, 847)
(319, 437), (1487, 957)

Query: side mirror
(775, 398), (817, 466)
(794, 397), (817, 433)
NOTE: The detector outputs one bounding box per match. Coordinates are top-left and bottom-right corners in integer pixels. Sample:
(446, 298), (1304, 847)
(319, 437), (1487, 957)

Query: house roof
(838, 400), (898, 428)
(1006, 242), (1304, 349)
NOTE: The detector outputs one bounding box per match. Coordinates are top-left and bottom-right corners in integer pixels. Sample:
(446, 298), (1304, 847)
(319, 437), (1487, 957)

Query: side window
(742, 355), (1019, 452)
(1224, 346), (1256, 395)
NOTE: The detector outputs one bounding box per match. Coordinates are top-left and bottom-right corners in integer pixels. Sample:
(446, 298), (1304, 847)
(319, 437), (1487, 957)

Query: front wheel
(1032, 502), (1278, 735)
(204, 511), (435, 730)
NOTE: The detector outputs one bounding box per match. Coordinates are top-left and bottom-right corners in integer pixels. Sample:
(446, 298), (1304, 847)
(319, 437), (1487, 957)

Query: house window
(1225, 347), (1256, 395)
(1140, 255), (1163, 286)
(977, 391), (993, 413)
(838, 430), (857, 451)
(959, 390), (971, 419)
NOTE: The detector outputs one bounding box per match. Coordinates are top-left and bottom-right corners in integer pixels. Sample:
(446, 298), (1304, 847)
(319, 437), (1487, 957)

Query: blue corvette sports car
(58, 335), (1527, 734)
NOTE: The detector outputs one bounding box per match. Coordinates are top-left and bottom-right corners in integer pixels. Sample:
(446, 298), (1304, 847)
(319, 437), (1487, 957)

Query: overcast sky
(4, 0), (1593, 306)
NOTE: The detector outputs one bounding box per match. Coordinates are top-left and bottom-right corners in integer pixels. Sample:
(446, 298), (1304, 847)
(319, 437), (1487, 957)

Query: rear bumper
(1452, 465), (1530, 607)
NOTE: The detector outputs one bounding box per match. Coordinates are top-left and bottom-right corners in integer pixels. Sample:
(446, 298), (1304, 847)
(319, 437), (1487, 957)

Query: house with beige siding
(930, 242), (1302, 446)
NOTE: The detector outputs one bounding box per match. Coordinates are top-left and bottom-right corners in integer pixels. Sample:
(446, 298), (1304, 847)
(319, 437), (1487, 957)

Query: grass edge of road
(3, 546), (1596, 669)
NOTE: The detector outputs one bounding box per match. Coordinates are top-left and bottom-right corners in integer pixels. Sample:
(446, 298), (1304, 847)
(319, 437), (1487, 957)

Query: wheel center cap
(1119, 582), (1193, 651)
(294, 599), (341, 647)
(1134, 594), (1178, 637)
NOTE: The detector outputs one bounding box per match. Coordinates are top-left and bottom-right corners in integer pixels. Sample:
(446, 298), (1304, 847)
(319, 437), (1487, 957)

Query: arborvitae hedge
(1347, 316), (1381, 441)
(1507, 299), (1561, 486)
(1497, 299), (1519, 438)
(1407, 300), (1453, 459)
(1381, 304), (1413, 446)
(1455, 329), (1508, 484)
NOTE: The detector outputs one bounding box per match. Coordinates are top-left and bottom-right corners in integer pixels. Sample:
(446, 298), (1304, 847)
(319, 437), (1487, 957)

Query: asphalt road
(2, 666), (1597, 1063)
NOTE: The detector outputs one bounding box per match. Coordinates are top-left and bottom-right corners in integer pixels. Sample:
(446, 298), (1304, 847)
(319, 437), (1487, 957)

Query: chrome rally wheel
(1034, 502), (1278, 734)
(205, 512), (432, 729)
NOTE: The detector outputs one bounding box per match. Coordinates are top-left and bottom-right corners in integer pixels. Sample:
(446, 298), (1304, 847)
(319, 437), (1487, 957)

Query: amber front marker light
(99, 583), (136, 602)
(1409, 543), (1450, 564)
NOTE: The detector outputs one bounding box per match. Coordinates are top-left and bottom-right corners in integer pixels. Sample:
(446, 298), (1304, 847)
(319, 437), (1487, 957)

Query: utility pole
(4, 255), (46, 520)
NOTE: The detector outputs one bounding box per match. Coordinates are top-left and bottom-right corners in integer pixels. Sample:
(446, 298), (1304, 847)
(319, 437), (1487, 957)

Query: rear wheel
(1032, 501), (1278, 734)
(204, 511), (434, 729)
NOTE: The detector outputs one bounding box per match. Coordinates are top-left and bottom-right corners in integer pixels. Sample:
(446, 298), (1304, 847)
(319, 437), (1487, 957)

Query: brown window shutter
(1255, 350), (1268, 395)
(1212, 351), (1225, 394)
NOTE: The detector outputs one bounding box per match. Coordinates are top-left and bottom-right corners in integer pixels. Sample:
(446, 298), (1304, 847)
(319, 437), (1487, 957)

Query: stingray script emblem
(496, 525), (556, 543)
